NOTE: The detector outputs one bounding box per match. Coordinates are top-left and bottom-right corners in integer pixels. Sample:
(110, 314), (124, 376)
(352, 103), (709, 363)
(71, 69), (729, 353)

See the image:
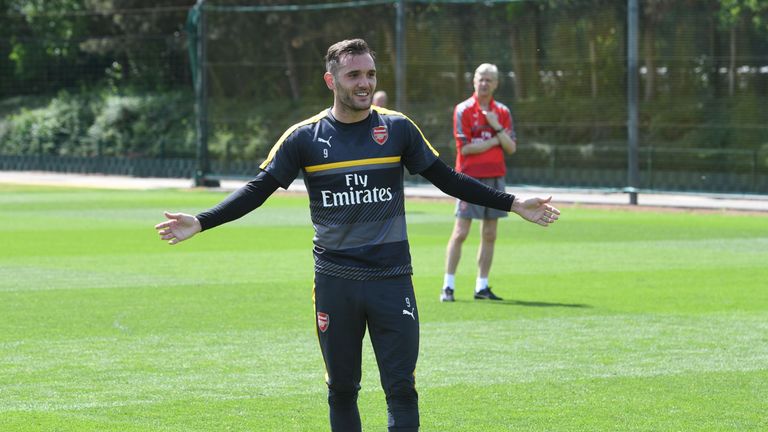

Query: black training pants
(314, 273), (420, 432)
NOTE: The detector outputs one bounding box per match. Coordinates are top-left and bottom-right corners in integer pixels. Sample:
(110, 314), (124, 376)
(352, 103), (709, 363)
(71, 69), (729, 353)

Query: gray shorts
(455, 176), (508, 220)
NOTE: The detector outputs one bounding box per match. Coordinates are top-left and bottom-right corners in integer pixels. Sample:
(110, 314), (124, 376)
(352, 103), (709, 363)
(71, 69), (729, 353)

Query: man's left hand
(511, 197), (560, 227)
(482, 110), (502, 131)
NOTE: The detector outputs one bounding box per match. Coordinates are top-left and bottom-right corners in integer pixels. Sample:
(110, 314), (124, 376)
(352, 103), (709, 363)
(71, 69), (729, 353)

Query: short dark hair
(325, 39), (376, 75)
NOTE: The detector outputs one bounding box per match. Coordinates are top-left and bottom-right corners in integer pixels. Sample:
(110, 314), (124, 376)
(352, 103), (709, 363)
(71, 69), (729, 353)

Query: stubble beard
(337, 85), (372, 115)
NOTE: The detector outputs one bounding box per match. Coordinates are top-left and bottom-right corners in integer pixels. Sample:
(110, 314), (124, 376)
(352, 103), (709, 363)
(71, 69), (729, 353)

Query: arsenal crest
(372, 126), (388, 145)
(317, 312), (329, 333)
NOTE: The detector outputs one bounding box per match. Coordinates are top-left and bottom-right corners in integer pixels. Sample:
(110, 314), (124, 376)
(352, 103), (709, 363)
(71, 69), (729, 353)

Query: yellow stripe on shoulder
(372, 105), (400, 116)
(259, 110), (327, 170)
(305, 156), (401, 173)
(372, 106), (440, 157)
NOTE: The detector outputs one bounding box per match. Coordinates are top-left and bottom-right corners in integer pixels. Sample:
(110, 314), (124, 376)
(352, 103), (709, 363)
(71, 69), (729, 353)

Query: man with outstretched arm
(155, 38), (559, 432)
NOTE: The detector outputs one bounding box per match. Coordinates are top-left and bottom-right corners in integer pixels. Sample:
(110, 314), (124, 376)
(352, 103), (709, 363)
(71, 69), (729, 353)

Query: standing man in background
(441, 63), (517, 302)
(373, 90), (388, 107)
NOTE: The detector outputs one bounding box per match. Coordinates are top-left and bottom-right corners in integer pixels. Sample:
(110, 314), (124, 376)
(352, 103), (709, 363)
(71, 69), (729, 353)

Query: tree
(717, 0), (768, 96)
(640, 0), (678, 102)
(4, 0), (90, 93)
(506, 1), (542, 100)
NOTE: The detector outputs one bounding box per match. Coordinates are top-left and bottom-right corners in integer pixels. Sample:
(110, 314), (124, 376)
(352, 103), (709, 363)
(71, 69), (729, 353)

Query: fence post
(646, 146), (653, 190)
(753, 149), (758, 193)
(192, 0), (218, 186)
(550, 145), (557, 179)
(627, 0), (639, 204)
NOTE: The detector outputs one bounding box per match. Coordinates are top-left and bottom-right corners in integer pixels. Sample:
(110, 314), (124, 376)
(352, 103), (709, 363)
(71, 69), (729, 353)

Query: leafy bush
(0, 91), (94, 156)
(0, 89), (195, 158)
(208, 117), (271, 162)
(207, 97), (328, 163)
(87, 91), (195, 157)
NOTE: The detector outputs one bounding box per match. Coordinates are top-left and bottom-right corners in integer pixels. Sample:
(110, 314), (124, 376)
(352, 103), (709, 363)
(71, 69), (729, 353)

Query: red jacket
(453, 93), (515, 178)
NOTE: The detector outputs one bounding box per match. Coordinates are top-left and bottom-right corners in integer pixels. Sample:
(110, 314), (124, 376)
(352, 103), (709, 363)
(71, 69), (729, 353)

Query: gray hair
(474, 63), (499, 79)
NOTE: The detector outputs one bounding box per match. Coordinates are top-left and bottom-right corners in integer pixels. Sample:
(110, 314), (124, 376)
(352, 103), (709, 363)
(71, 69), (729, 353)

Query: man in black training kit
(155, 39), (560, 432)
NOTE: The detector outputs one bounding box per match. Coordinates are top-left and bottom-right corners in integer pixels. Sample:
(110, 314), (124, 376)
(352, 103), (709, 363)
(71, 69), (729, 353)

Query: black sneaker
(474, 287), (502, 300)
(440, 287), (455, 302)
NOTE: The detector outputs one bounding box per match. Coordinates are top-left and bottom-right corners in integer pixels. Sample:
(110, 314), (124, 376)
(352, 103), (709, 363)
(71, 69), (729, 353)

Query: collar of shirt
(472, 92), (497, 112)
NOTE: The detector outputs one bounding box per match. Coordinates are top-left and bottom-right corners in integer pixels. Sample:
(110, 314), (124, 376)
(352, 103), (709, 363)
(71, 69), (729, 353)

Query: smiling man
(155, 39), (559, 432)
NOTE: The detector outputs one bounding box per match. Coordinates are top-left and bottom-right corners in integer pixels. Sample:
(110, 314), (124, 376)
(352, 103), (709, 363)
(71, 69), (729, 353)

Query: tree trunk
(643, 22), (655, 102)
(589, 37), (598, 99)
(728, 25), (736, 97)
(509, 26), (525, 100)
(381, 24), (396, 80)
(282, 38), (301, 101)
(531, 7), (543, 99)
(710, 15), (722, 99)
(457, 8), (475, 96)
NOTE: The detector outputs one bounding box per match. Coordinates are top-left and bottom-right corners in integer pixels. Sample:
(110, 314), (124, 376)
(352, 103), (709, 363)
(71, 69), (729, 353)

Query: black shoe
(440, 287), (455, 302)
(474, 287), (502, 300)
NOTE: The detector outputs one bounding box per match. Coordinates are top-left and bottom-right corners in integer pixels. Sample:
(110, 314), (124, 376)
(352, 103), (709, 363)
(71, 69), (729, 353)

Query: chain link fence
(1, 0), (767, 194)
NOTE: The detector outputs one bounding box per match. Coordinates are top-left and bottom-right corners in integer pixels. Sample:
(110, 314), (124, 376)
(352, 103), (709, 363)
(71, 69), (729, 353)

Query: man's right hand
(460, 137), (501, 155)
(155, 211), (202, 245)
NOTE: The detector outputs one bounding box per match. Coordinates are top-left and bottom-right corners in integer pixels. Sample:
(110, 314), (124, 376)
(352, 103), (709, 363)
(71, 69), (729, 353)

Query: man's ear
(323, 72), (335, 91)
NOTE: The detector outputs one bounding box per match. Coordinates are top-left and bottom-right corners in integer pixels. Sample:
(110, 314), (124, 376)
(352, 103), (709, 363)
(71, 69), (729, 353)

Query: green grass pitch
(1, 184), (767, 431)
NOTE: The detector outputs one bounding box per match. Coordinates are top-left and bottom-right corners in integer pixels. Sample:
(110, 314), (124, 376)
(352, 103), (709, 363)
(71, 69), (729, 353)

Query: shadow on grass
(451, 299), (591, 308)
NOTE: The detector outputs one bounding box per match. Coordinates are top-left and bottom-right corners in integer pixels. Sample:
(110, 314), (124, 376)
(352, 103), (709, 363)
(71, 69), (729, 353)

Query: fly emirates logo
(321, 173), (393, 207)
